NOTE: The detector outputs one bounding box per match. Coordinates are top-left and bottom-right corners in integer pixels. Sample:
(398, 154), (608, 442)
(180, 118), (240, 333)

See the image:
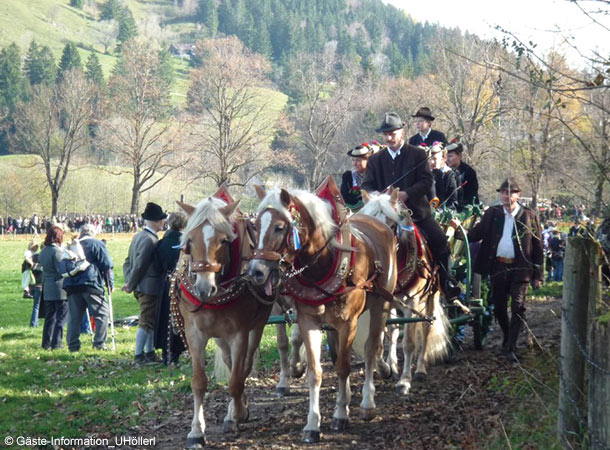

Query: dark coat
(433, 168), (458, 210)
(154, 229), (185, 353)
(361, 143), (433, 222)
(340, 170), (363, 208)
(467, 204), (543, 282)
(408, 129), (447, 147)
(62, 236), (114, 295)
(454, 162), (479, 211)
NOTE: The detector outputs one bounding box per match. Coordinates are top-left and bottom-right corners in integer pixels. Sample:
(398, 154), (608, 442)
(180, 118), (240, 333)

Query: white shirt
(144, 226), (158, 238)
(496, 204), (521, 259)
(419, 129), (431, 141)
(387, 145), (402, 160)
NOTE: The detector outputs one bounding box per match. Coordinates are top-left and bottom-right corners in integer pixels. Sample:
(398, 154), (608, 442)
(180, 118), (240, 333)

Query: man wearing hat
(123, 202), (167, 364)
(341, 144), (374, 210)
(453, 178), (543, 362)
(446, 142), (479, 211)
(362, 112), (460, 300)
(408, 107), (447, 148)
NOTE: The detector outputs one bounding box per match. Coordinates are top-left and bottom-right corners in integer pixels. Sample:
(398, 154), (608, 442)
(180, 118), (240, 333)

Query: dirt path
(138, 297), (562, 449)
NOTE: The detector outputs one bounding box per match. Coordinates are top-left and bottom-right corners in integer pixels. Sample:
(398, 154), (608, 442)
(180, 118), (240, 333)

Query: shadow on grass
(1, 332), (28, 340)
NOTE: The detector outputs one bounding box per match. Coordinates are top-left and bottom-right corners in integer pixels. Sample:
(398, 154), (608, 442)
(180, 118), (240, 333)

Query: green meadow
(0, 234), (283, 440)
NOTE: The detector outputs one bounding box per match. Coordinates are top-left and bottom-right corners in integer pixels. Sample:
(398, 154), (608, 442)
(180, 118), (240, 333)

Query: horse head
(177, 197), (240, 300)
(359, 187), (405, 231)
(247, 185), (337, 295)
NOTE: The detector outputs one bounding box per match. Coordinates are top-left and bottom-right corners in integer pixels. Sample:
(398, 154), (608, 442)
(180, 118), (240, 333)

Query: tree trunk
(593, 169), (604, 217)
(130, 176), (140, 215)
(51, 189), (59, 218)
(588, 318), (610, 450)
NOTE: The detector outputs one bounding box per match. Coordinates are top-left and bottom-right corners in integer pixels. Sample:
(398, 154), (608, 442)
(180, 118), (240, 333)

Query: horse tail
(424, 291), (451, 363)
(213, 342), (230, 383)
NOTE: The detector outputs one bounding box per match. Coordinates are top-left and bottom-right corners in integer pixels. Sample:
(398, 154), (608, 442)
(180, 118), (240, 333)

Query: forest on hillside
(0, 0), (608, 218)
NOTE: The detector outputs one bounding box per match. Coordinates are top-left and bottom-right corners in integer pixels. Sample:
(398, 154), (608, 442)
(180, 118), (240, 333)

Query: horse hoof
(360, 408), (376, 421)
(302, 430), (321, 444)
(186, 436), (205, 448)
(275, 386), (289, 397)
(291, 365), (305, 379)
(330, 418), (348, 431)
(395, 384), (410, 396)
(378, 363), (392, 379)
(414, 372), (427, 382)
(223, 420), (237, 433)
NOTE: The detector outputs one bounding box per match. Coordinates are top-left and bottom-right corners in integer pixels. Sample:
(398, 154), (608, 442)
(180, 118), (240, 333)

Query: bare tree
(103, 39), (188, 214)
(285, 51), (366, 190)
(96, 20), (118, 54)
(11, 70), (95, 216)
(187, 36), (275, 188)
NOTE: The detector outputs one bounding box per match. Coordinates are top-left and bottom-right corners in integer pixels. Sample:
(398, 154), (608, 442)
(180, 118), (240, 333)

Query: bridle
(182, 235), (223, 274)
(249, 207), (294, 263)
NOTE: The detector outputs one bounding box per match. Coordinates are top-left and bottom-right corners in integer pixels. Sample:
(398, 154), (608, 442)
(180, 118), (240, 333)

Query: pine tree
(217, 0), (236, 35)
(0, 43), (25, 111)
(116, 7), (137, 50)
(157, 47), (174, 92)
(24, 42), (56, 86)
(85, 52), (104, 85)
(57, 42), (82, 82)
(100, 0), (120, 20)
(197, 0), (218, 37)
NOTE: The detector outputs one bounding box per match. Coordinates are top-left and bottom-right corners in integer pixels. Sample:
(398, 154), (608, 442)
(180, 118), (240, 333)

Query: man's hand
(121, 284), (132, 294)
(398, 191), (408, 203)
(531, 280), (542, 290)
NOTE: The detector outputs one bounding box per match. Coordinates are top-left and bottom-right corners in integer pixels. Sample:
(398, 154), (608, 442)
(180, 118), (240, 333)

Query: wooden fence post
(558, 237), (594, 448)
(587, 238), (609, 450)
(588, 317), (610, 450)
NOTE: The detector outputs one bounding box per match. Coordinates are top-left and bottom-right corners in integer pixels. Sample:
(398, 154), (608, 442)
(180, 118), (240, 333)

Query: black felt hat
(411, 106), (435, 121)
(141, 202), (168, 221)
(446, 142), (464, 154)
(376, 112), (406, 133)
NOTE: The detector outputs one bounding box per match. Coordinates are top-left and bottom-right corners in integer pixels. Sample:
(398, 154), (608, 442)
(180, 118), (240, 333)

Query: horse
(247, 182), (397, 443)
(172, 195), (277, 448)
(358, 188), (450, 395)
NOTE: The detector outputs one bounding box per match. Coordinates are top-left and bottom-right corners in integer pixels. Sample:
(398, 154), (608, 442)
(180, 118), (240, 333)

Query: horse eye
(274, 225), (284, 232)
(221, 238), (230, 245)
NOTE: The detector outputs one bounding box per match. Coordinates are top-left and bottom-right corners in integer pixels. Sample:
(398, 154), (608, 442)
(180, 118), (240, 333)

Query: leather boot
(437, 254), (461, 300)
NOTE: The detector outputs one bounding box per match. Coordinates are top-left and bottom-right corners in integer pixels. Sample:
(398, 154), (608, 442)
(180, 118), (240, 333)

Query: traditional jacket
(454, 162), (479, 211)
(408, 129), (447, 147)
(361, 143), (433, 222)
(433, 167), (458, 210)
(123, 228), (162, 295)
(467, 204), (543, 282)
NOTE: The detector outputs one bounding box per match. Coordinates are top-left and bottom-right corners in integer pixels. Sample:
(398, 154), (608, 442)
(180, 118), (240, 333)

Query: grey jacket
(123, 228), (162, 295)
(39, 244), (67, 301)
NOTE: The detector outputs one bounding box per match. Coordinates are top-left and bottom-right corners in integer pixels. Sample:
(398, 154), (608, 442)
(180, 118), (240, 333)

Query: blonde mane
(358, 193), (402, 225)
(181, 197), (236, 246)
(257, 188), (337, 240)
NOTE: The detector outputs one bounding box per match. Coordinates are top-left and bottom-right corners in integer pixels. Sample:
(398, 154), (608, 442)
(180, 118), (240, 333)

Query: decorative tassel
(292, 226), (301, 250)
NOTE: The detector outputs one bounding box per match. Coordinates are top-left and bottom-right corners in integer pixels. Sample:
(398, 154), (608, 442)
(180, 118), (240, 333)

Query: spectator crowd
(1, 214), (146, 235)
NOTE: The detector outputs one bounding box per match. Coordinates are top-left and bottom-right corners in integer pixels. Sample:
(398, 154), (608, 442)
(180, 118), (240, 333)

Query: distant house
(169, 43), (195, 59)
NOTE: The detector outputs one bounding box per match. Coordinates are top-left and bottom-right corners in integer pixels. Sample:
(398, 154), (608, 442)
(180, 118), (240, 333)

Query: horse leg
(290, 323), (305, 378)
(186, 330), (209, 448)
(414, 320), (431, 381)
(330, 317), (358, 432)
(361, 296), (389, 421)
(275, 319), (291, 396)
(396, 309), (415, 395)
(298, 315), (324, 444)
(382, 308), (400, 378)
(223, 331), (250, 433)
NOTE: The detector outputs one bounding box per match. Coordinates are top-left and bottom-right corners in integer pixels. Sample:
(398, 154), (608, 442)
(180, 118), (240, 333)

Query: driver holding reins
(361, 112), (461, 300)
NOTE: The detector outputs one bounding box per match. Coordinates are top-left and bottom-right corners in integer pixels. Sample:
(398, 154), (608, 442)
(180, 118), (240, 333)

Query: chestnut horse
(173, 196), (276, 448)
(359, 189), (450, 395)
(247, 186), (397, 443)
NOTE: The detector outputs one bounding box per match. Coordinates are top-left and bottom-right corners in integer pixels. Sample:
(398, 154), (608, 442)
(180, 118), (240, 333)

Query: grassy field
(0, 234), (284, 440)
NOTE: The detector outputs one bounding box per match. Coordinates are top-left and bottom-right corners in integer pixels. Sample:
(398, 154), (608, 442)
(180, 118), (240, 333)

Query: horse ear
(176, 200), (195, 216)
(280, 189), (291, 208)
(254, 185), (266, 200)
(361, 189), (371, 204)
(219, 200), (240, 217)
(390, 187), (400, 204)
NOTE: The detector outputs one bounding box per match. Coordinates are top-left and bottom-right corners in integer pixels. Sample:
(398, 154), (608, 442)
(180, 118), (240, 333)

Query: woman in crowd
(429, 142), (458, 210)
(340, 143), (374, 210)
(39, 226), (68, 349)
(153, 212), (188, 365)
(29, 245), (43, 327)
